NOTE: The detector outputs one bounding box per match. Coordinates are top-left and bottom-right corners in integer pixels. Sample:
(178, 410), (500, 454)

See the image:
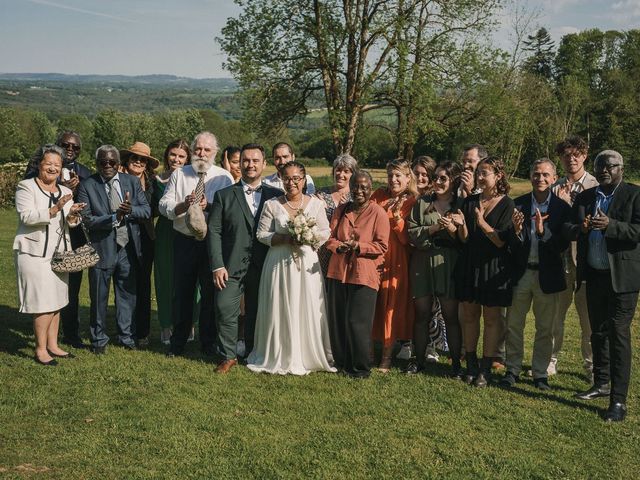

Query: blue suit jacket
(77, 173), (151, 269)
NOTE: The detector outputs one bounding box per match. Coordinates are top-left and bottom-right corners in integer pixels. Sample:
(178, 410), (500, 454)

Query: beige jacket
(13, 179), (76, 257)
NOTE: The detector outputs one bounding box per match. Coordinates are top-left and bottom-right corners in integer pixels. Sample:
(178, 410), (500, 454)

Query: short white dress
(14, 179), (72, 314)
(247, 196), (336, 375)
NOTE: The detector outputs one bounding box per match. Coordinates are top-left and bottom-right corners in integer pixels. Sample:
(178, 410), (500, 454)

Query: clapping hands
(512, 208), (524, 236)
(116, 191), (132, 221)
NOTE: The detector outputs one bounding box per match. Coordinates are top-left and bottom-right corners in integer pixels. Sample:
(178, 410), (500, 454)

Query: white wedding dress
(247, 196), (337, 375)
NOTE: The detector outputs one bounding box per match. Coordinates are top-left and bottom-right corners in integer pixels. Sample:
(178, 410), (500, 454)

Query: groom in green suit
(208, 143), (281, 373)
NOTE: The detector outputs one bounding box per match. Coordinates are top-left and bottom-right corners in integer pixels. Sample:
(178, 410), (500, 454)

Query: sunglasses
(129, 156), (148, 164)
(60, 142), (81, 152)
(98, 160), (118, 167)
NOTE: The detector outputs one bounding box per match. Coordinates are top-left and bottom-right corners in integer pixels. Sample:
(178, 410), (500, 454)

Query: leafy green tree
(522, 27), (556, 79)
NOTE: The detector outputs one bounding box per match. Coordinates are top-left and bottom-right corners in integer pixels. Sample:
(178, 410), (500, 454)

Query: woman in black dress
(454, 157), (514, 387)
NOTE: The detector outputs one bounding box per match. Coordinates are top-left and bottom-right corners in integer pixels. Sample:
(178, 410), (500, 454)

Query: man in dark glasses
(568, 150), (640, 422)
(55, 131), (92, 349)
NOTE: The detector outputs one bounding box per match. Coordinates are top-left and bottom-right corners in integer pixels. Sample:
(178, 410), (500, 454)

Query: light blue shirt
(587, 183), (620, 270)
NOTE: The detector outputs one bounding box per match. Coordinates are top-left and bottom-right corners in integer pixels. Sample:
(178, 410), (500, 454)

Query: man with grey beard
(159, 131), (234, 357)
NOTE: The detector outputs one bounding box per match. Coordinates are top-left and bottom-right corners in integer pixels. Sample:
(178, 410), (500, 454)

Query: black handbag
(51, 216), (100, 273)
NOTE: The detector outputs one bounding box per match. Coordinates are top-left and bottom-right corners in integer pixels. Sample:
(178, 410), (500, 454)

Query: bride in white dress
(247, 162), (336, 375)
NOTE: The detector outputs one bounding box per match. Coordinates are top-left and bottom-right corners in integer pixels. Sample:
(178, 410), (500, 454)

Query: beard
(191, 155), (214, 174)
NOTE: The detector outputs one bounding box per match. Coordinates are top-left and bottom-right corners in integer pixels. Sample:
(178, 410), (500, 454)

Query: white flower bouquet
(286, 209), (323, 250)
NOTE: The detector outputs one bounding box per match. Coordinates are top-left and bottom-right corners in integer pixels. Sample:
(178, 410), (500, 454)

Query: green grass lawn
(1, 207), (639, 479)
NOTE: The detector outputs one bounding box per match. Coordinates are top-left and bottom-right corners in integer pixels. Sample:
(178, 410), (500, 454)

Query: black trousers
(170, 232), (215, 354)
(327, 279), (377, 378)
(134, 228), (154, 340)
(60, 226), (87, 342)
(586, 268), (638, 404)
(61, 270), (83, 342)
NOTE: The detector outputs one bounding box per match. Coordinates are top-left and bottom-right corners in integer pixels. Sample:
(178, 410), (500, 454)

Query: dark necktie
(194, 172), (206, 202)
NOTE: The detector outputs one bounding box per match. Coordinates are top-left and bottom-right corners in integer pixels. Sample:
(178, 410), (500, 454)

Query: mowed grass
(1, 170), (639, 479)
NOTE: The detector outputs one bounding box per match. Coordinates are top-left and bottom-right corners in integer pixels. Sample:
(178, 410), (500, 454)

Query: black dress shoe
(474, 372), (488, 388)
(499, 371), (518, 388)
(122, 344), (137, 351)
(61, 338), (90, 349)
(574, 384), (610, 400)
(534, 377), (551, 391)
(449, 364), (464, 380)
(34, 356), (58, 366)
(48, 351), (76, 359)
(91, 346), (106, 355)
(604, 402), (627, 422)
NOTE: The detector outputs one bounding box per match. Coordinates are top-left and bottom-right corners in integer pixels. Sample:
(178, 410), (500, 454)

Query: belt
(526, 263), (539, 270)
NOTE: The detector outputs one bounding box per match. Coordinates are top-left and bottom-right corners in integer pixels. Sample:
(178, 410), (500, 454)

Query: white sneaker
(547, 358), (558, 376)
(425, 345), (439, 363)
(237, 340), (246, 358)
(396, 342), (412, 360)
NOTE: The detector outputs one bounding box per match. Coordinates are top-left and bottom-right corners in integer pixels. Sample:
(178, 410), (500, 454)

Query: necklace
(285, 195), (304, 210)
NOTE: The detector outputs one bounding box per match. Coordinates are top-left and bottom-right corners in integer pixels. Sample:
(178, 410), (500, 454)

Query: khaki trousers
(551, 260), (592, 368)
(506, 269), (559, 379)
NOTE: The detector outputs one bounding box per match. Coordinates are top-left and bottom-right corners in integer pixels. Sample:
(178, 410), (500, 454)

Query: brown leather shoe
(215, 358), (238, 374)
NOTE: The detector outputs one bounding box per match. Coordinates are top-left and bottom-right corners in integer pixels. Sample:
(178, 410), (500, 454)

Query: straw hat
(120, 141), (159, 169)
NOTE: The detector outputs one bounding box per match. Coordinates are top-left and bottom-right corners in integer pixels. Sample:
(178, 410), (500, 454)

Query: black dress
(455, 194), (514, 307)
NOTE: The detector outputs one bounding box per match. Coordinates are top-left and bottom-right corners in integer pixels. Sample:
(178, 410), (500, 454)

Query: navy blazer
(77, 173), (151, 269)
(567, 182), (640, 293)
(508, 192), (571, 294)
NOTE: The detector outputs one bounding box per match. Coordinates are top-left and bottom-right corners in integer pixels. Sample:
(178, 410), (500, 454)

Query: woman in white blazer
(14, 144), (85, 366)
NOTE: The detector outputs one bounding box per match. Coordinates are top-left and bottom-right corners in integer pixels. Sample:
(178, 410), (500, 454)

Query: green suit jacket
(208, 181), (281, 276)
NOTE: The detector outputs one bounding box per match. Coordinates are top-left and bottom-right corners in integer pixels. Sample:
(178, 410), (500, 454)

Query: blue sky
(1, 0), (639, 78)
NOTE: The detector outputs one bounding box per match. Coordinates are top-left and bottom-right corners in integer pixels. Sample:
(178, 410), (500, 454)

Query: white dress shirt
(240, 179), (262, 216)
(159, 164), (234, 236)
(262, 172), (316, 194)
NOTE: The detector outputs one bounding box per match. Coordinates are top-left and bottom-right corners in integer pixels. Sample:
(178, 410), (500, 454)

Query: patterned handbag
(51, 217), (100, 273)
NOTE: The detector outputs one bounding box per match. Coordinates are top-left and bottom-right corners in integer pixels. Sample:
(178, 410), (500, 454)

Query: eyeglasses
(283, 176), (303, 184)
(60, 142), (81, 152)
(475, 170), (495, 178)
(595, 163), (622, 172)
(434, 175), (450, 183)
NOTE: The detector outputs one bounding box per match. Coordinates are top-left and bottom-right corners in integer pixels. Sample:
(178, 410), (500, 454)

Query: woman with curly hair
(455, 157), (514, 387)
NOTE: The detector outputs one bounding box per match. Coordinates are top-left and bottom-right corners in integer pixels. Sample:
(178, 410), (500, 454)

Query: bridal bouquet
(287, 209), (323, 250)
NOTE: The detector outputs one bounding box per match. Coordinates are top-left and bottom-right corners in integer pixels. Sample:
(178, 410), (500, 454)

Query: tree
(220, 0), (504, 158)
(522, 27), (555, 79)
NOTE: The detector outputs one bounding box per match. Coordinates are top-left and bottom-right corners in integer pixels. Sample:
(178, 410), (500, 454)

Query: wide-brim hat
(120, 141), (159, 170)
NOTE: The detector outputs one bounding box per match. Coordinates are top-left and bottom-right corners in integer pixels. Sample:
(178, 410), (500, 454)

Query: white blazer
(13, 178), (76, 257)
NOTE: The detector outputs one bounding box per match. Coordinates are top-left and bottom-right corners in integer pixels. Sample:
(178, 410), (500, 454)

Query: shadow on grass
(0, 304), (32, 358)
(495, 381), (603, 414)
(0, 303), (217, 365)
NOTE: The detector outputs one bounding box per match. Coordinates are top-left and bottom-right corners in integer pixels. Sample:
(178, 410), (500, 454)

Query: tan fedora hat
(120, 141), (159, 169)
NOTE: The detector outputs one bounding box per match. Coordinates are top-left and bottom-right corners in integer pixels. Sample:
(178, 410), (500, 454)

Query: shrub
(0, 162), (25, 208)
